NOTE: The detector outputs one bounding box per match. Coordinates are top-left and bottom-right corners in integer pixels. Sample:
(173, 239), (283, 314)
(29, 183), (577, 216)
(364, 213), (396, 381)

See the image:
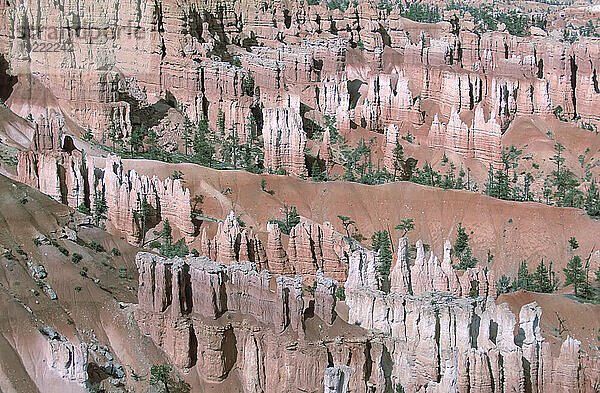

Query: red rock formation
(135, 252), (354, 391)
(288, 221), (324, 276)
(428, 105), (502, 169)
(16, 113), (87, 209)
(390, 237), (411, 294)
(266, 222), (292, 275)
(214, 211), (242, 264)
(103, 155), (194, 243)
(263, 95), (308, 177)
(319, 125), (333, 173)
(314, 270), (338, 325)
(321, 222), (348, 282)
(383, 123), (400, 174)
(358, 74), (423, 132)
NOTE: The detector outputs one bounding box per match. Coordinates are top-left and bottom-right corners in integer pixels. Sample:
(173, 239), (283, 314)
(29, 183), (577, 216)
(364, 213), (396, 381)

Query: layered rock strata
(344, 242), (595, 392)
(262, 95), (308, 177)
(428, 105), (503, 169)
(135, 252), (352, 391)
(17, 141), (194, 243)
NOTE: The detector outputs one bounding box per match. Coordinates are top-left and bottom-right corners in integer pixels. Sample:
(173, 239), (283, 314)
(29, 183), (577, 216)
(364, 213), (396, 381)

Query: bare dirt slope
(499, 290), (600, 355)
(122, 158), (600, 278)
(0, 174), (169, 392)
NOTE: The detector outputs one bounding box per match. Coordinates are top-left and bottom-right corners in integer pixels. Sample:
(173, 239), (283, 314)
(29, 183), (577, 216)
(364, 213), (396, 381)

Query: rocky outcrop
(16, 113), (87, 208)
(324, 366), (351, 393)
(135, 252), (351, 390)
(390, 237), (411, 294)
(319, 125), (333, 173)
(388, 237), (494, 299)
(346, 280), (588, 393)
(40, 327), (88, 385)
(263, 95), (307, 177)
(314, 270), (338, 325)
(266, 222), (292, 274)
(358, 74), (423, 132)
(17, 146), (195, 244)
(428, 105), (502, 169)
(103, 155), (194, 243)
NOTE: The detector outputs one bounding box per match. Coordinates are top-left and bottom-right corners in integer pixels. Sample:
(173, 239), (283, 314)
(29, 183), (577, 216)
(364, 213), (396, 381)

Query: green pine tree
(533, 260), (554, 293)
(193, 118), (215, 166)
(129, 124), (146, 154)
(585, 180), (600, 216)
(453, 223), (469, 255)
(373, 230), (393, 278)
(392, 140), (404, 181)
(564, 255), (586, 297)
(93, 191), (108, 227)
(182, 114), (194, 155)
(311, 160), (324, 181)
(515, 260), (533, 291)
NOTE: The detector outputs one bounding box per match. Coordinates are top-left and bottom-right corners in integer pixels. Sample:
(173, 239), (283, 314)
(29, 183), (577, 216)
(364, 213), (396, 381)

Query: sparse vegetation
(335, 285), (346, 301)
(452, 223), (477, 270)
(87, 241), (105, 253)
(372, 230), (393, 279)
(79, 267), (88, 277)
(268, 205), (300, 235)
(159, 219), (189, 258)
(149, 364), (191, 393)
(338, 215), (357, 238)
(395, 219), (415, 237)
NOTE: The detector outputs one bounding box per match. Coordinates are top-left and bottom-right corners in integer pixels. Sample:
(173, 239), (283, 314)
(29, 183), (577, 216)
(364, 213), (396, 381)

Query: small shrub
(335, 286), (346, 301)
(118, 266), (127, 279)
(77, 203), (91, 215)
(32, 237), (42, 246)
(74, 286), (82, 292)
(468, 287), (479, 298)
(110, 247), (121, 256)
(79, 267), (88, 277)
(191, 248), (199, 257)
(71, 253), (83, 264)
(87, 241), (104, 253)
(276, 167), (287, 175)
(57, 245), (69, 256)
(100, 257), (110, 267)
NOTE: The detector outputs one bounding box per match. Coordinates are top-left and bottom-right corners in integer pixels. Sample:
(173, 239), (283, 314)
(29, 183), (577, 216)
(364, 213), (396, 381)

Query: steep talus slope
(0, 174), (169, 392)
(124, 158), (600, 276)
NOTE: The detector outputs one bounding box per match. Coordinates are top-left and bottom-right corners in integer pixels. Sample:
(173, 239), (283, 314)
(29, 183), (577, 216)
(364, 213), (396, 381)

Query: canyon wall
(203, 211), (351, 282)
(135, 247), (599, 392)
(15, 119), (194, 243)
(343, 243), (597, 393)
(4, 0), (600, 172)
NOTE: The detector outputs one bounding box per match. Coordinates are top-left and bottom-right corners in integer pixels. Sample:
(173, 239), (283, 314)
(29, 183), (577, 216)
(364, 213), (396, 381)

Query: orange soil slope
(123, 158), (600, 278)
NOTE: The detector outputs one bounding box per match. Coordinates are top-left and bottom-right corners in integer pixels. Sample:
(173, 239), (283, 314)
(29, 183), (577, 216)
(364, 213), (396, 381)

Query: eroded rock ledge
(135, 250), (599, 392)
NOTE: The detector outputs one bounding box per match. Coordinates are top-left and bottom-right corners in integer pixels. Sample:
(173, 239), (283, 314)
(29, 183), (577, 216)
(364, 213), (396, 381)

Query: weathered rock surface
(17, 149), (194, 244)
(388, 237), (494, 299)
(135, 252), (354, 391)
(428, 105), (502, 169)
(263, 96), (307, 177)
(344, 240), (594, 393)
